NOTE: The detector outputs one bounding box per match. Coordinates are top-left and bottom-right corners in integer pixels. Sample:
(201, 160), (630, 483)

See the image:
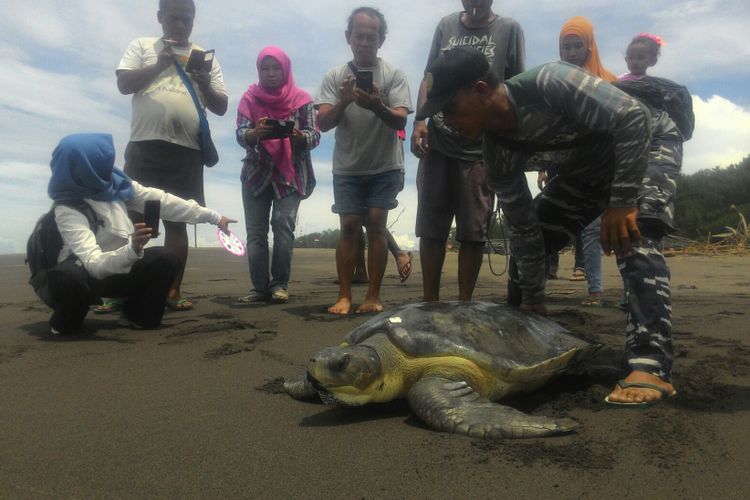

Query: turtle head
(307, 344), (384, 407)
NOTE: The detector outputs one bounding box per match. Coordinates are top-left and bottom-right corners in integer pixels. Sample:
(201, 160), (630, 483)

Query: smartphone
(264, 119), (295, 139)
(143, 200), (161, 238)
(185, 49), (215, 73)
(355, 70), (373, 94)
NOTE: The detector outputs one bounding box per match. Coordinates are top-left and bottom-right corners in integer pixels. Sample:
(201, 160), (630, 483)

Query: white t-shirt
(55, 181), (221, 279)
(316, 58), (413, 176)
(117, 37), (227, 150)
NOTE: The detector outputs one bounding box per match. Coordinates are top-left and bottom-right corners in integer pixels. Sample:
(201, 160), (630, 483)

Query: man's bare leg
(329, 214), (362, 315)
(458, 241), (485, 301)
(357, 208), (388, 313)
(420, 237), (446, 301)
(353, 230), (369, 283)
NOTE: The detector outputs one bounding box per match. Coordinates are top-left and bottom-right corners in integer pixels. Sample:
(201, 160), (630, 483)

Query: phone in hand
(143, 200), (161, 238)
(355, 70), (373, 94)
(263, 119), (295, 139)
(185, 49), (215, 73)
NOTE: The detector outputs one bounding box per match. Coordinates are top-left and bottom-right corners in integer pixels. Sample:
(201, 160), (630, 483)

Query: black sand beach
(1, 248), (749, 498)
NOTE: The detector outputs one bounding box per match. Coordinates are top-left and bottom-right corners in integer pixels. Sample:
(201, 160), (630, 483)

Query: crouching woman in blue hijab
(45, 133), (234, 335)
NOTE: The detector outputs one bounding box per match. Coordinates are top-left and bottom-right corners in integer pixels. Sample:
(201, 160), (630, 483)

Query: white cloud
(1, 0), (749, 255)
(684, 95), (750, 172)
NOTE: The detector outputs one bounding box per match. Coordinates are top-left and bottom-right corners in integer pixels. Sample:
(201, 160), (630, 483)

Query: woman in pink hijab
(236, 46), (320, 304)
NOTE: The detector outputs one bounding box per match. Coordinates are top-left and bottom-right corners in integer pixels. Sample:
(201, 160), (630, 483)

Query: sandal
(580, 298), (604, 307)
(93, 298), (124, 314)
(166, 298), (194, 311)
(604, 380), (677, 407)
(568, 268), (586, 281)
(398, 251), (412, 283)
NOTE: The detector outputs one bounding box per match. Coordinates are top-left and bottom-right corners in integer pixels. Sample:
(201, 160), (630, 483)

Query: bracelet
(376, 106), (390, 118)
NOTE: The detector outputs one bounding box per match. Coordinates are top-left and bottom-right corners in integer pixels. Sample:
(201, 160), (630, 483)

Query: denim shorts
(332, 170), (402, 215)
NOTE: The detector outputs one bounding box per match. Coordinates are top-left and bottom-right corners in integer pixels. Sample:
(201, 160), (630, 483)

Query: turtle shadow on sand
(299, 400), (412, 428)
(283, 301), (626, 440)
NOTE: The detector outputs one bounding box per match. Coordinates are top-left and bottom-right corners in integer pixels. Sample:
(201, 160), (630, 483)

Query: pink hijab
(237, 46), (313, 183)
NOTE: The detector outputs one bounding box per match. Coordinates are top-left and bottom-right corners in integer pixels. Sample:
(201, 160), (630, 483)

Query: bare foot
(606, 370), (675, 404)
(328, 297), (352, 315)
(356, 296), (383, 314)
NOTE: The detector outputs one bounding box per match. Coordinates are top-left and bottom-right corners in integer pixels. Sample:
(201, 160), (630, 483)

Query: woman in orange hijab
(556, 16), (614, 305)
(559, 16), (616, 81)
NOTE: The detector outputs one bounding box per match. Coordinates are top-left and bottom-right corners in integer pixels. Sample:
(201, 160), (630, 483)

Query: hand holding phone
(185, 49), (215, 73)
(355, 70), (374, 94)
(263, 119), (295, 140)
(143, 200), (161, 238)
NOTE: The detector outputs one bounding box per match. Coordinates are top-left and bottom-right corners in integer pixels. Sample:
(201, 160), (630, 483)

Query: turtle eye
(332, 354), (350, 372)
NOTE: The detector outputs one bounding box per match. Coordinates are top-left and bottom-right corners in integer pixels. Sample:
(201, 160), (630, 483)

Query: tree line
(674, 156), (750, 239)
(294, 156), (750, 247)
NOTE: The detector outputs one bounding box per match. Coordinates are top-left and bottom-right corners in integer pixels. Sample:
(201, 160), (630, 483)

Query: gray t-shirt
(425, 13), (525, 161)
(316, 58), (413, 176)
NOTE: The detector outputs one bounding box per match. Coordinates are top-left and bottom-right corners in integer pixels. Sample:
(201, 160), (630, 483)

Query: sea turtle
(284, 301), (600, 439)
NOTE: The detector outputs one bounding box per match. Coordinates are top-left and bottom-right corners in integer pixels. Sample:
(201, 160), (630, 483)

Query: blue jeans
(242, 184), (301, 293)
(573, 234), (585, 270)
(581, 216), (603, 294)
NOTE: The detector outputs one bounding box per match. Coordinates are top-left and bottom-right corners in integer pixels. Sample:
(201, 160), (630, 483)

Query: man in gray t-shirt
(412, 0), (524, 302)
(316, 7), (413, 315)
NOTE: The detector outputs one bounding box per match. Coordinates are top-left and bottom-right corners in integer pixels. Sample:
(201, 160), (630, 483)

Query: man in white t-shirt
(316, 6), (413, 315)
(116, 0), (227, 311)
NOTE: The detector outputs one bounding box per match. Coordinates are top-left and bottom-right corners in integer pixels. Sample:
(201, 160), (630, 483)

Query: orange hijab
(559, 16), (616, 82)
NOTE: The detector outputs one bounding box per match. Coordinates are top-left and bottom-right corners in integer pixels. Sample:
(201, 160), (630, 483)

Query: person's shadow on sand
(21, 320), (137, 344)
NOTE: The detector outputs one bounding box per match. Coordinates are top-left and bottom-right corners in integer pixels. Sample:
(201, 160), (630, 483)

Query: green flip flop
(604, 380), (677, 407)
(93, 298), (124, 314)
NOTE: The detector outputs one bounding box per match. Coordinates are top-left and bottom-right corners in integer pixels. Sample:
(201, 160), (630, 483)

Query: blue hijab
(48, 133), (134, 202)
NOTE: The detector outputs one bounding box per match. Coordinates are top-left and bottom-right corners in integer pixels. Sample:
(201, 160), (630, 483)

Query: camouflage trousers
(617, 236), (673, 381)
(507, 154), (680, 381)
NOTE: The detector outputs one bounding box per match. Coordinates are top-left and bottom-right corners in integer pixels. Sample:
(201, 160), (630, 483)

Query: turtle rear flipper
(283, 374), (319, 401)
(407, 376), (579, 439)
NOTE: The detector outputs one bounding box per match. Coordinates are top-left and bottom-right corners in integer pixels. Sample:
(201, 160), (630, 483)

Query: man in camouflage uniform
(417, 47), (677, 405)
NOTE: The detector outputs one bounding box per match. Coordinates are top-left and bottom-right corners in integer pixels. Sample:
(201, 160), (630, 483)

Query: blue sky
(1, 0), (749, 254)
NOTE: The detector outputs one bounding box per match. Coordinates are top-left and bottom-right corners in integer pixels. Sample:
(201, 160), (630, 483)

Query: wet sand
(1, 248), (749, 498)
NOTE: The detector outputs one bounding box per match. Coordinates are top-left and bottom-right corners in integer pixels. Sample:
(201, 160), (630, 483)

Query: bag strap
(55, 200), (99, 231)
(347, 61), (358, 74)
(173, 59), (210, 137)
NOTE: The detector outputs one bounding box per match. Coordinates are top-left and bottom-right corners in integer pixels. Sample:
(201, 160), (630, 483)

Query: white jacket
(55, 181), (221, 279)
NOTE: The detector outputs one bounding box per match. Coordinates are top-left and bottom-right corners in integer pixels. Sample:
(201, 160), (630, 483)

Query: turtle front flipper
(407, 376), (579, 439)
(283, 374), (319, 401)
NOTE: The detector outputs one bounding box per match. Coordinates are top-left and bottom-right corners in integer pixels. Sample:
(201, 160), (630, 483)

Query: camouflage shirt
(483, 62), (652, 304)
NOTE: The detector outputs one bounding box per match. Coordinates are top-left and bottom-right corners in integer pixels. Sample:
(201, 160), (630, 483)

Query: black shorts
(124, 140), (205, 206)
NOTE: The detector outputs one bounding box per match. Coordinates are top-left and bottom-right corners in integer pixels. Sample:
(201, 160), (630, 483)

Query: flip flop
(166, 298), (194, 311)
(93, 298), (124, 314)
(568, 268), (586, 281)
(398, 251), (412, 283)
(580, 297), (604, 307)
(604, 380), (677, 407)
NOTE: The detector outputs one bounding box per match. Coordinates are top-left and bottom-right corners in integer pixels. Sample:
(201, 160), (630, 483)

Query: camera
(143, 200), (161, 238)
(263, 119), (295, 139)
(355, 70), (374, 94)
